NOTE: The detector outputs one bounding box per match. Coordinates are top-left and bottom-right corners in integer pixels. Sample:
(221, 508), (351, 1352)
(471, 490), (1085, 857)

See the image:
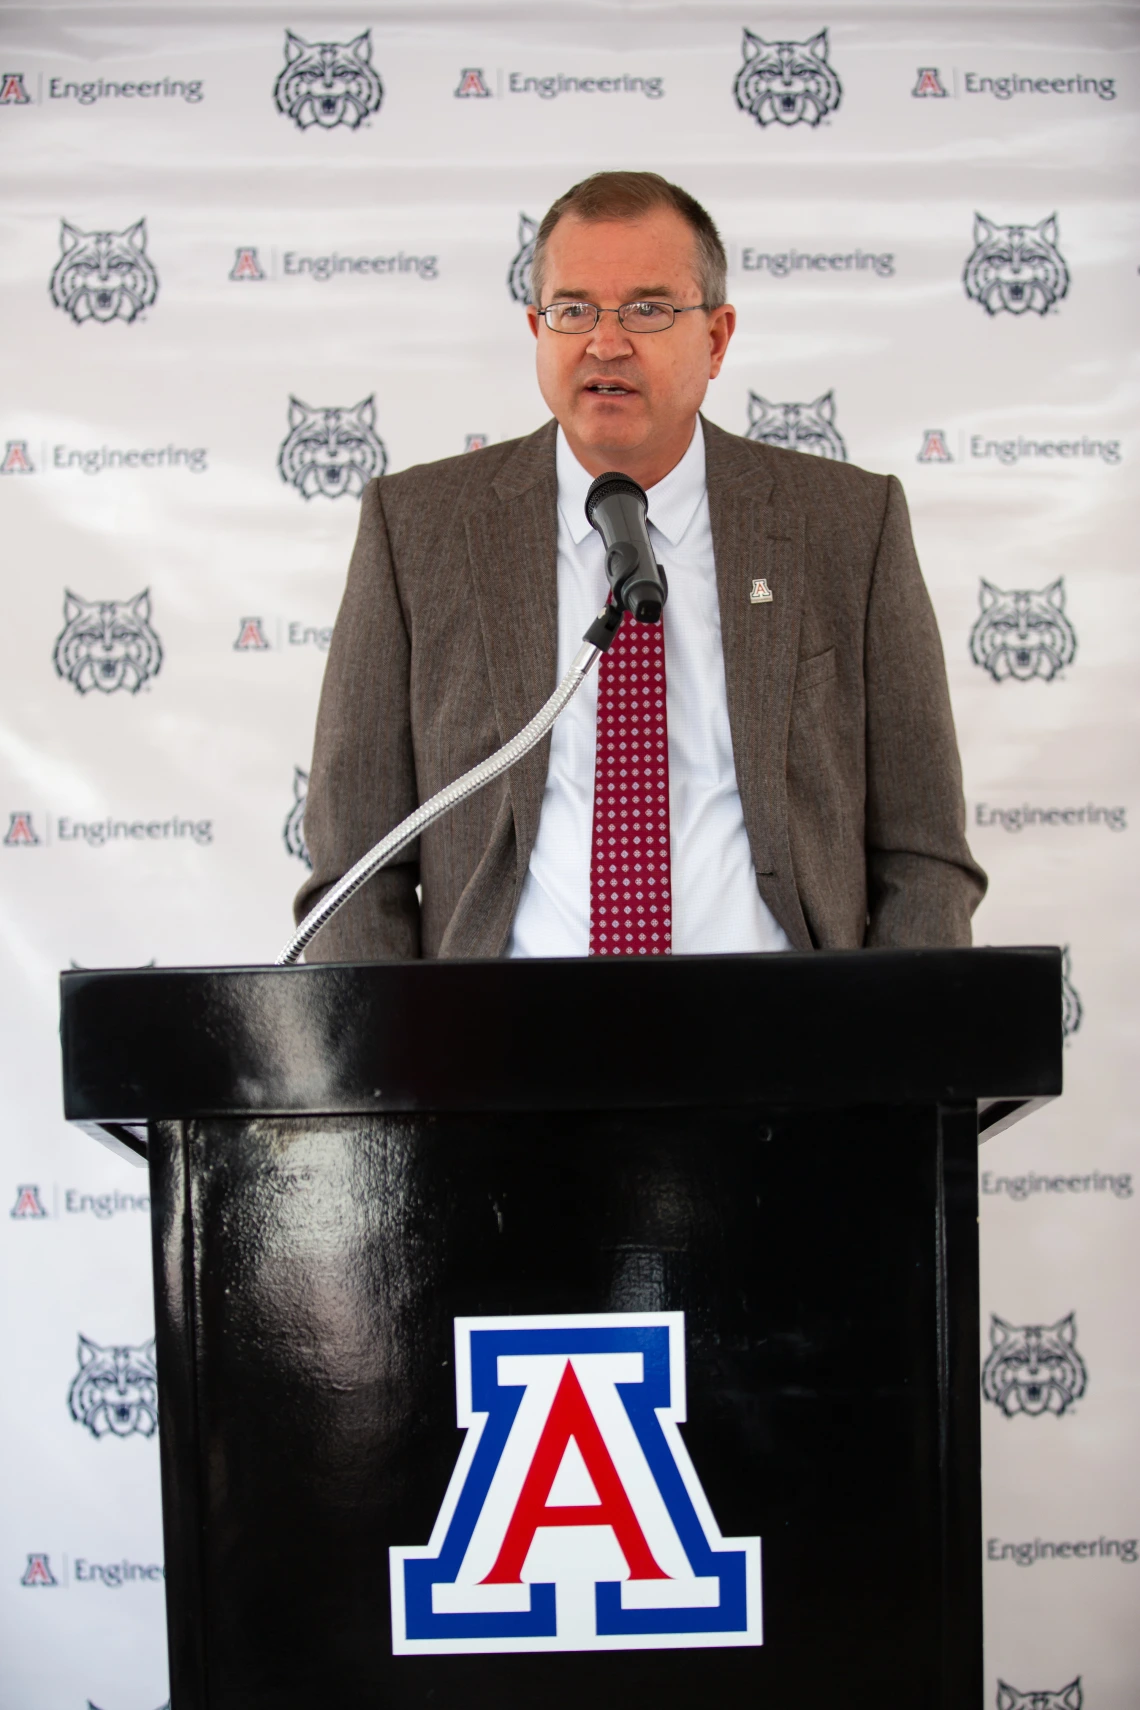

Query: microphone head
(584, 470), (647, 528)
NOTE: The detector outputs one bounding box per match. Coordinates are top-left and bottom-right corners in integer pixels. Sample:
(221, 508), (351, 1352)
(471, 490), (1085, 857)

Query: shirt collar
(556, 420), (706, 548)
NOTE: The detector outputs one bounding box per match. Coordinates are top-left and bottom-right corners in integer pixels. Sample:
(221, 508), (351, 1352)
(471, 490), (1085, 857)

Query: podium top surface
(60, 949), (1061, 1139)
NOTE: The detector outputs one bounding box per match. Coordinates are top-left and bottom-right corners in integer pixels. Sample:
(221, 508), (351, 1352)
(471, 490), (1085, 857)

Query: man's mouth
(584, 382), (635, 397)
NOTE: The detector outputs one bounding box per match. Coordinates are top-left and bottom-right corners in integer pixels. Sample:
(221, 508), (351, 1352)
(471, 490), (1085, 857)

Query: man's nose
(585, 312), (635, 360)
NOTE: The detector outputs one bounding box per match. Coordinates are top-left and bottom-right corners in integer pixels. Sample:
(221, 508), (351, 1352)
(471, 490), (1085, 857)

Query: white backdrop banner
(1, 2), (1137, 1705)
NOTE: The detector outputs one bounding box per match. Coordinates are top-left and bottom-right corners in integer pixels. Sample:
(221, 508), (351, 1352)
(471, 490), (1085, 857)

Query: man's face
(527, 207), (735, 482)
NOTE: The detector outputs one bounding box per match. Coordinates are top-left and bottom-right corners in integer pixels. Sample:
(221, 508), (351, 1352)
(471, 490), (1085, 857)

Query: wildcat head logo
(284, 767), (311, 867)
(273, 29), (383, 130)
(745, 390), (847, 459)
(734, 28), (842, 128)
(1061, 947), (1082, 1040)
(508, 213), (538, 304)
(50, 219), (158, 325)
(278, 396), (386, 499)
(963, 214), (1069, 316)
(997, 1680), (1082, 1710)
(53, 590), (163, 694)
(981, 1313), (1087, 1417)
(68, 1334), (159, 1438)
(969, 579), (1076, 682)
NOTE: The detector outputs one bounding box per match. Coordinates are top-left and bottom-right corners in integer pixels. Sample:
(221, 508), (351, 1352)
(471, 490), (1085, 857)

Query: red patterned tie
(589, 613), (672, 955)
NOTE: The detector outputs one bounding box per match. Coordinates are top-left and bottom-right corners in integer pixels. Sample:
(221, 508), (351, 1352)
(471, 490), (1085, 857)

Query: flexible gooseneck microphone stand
(276, 470), (665, 967)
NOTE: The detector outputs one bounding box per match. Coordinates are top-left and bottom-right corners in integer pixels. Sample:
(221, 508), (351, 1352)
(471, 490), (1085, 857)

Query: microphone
(585, 472), (668, 624)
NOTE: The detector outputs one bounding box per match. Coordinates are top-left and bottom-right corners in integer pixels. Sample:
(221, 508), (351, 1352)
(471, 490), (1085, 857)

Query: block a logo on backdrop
(11, 1184), (48, 1218)
(456, 68), (491, 99)
(1061, 947), (1082, 1040)
(284, 767), (311, 867)
(997, 1682), (1082, 1710)
(970, 579), (1076, 682)
(912, 68), (948, 98)
(53, 590), (163, 694)
(963, 214), (1069, 317)
(21, 1552), (58, 1586)
(917, 429), (953, 463)
(508, 213), (539, 304)
(0, 71), (32, 104)
(1, 438), (34, 472)
(734, 28), (842, 127)
(50, 218), (158, 325)
(273, 29), (382, 129)
(68, 1334), (158, 1438)
(234, 615), (270, 650)
(4, 811), (41, 846)
(230, 246), (266, 281)
(981, 1314), (1088, 1418)
(277, 396), (386, 499)
(745, 391), (847, 459)
(391, 1313), (762, 1655)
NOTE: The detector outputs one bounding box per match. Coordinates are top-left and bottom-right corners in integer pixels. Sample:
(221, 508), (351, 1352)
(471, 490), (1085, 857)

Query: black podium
(60, 949), (1060, 1710)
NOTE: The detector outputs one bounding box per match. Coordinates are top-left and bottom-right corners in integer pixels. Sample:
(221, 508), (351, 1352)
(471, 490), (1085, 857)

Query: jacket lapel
(703, 418), (812, 949)
(463, 421), (559, 878)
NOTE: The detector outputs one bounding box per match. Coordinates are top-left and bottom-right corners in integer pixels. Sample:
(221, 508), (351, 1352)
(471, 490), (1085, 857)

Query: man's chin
(565, 399), (650, 457)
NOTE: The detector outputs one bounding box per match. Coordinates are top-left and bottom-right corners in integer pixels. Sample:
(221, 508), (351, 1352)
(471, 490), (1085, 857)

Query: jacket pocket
(794, 645), (837, 691)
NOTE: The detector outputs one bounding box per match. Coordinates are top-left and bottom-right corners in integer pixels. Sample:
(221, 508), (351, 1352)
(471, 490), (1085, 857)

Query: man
(296, 171), (985, 959)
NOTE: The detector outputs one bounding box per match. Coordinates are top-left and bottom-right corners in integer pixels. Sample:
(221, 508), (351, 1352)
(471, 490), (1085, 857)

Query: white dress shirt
(508, 424), (792, 959)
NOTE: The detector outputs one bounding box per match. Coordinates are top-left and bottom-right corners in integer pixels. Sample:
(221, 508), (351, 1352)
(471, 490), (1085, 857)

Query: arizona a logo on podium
(390, 1312), (762, 1654)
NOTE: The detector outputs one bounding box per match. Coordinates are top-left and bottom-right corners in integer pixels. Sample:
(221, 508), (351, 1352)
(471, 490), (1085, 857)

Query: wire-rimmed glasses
(536, 300), (713, 333)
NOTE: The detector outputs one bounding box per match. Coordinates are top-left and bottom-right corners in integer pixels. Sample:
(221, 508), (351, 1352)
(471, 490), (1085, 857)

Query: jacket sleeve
(863, 475), (987, 946)
(293, 478), (422, 961)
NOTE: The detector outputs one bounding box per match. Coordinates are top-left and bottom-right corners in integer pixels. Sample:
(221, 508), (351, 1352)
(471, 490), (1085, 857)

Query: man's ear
(707, 304), (736, 379)
(526, 304), (540, 341)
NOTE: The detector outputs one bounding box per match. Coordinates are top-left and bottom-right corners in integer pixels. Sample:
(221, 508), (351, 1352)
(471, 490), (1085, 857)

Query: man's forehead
(542, 212), (700, 294)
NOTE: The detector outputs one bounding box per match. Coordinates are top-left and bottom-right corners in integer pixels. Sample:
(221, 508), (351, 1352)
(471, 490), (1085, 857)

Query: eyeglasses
(536, 300), (713, 334)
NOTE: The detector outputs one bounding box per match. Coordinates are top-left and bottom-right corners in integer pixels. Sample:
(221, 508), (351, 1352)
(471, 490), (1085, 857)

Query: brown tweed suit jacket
(296, 416), (985, 959)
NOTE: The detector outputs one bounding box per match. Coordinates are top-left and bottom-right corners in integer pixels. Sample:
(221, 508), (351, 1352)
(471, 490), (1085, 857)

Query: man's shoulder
(370, 421), (556, 512)
(702, 416), (893, 524)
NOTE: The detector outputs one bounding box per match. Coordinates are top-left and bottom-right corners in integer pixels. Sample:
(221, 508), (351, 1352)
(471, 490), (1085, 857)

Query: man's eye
(560, 303), (592, 320)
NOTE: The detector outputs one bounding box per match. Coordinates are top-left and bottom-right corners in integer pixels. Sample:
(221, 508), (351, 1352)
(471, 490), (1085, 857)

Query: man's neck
(559, 417), (699, 492)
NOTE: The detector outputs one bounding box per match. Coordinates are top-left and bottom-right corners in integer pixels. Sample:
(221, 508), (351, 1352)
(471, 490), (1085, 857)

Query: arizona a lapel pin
(750, 577), (773, 604)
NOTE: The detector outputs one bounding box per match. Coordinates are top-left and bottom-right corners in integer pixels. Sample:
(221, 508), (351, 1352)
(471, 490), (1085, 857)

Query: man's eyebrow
(547, 285), (678, 300)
